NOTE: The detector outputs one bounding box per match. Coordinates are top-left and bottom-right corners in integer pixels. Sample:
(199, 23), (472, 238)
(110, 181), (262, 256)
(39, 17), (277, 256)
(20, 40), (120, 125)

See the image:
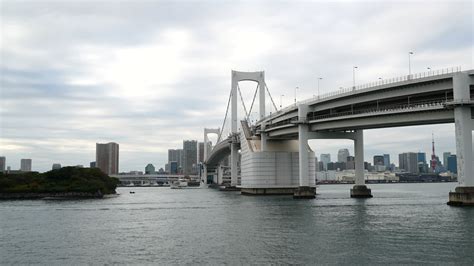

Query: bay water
(1, 183), (473, 265)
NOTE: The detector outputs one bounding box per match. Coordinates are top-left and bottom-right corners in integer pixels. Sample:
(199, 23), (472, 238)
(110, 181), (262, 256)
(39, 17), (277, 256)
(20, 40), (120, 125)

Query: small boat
(170, 179), (188, 189)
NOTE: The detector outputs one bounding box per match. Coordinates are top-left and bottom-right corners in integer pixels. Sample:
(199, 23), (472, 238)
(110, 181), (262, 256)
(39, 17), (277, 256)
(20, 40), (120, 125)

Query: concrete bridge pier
(217, 165), (223, 185)
(294, 104), (316, 199)
(351, 130), (373, 198)
(448, 72), (474, 206)
(230, 144), (239, 187)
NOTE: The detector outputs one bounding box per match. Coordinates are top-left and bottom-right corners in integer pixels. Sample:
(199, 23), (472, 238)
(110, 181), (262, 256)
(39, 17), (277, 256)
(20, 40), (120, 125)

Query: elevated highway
(258, 69), (473, 138)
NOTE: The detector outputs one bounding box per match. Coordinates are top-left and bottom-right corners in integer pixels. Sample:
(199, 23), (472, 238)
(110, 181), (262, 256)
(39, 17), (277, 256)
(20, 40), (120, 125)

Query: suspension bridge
(202, 68), (474, 205)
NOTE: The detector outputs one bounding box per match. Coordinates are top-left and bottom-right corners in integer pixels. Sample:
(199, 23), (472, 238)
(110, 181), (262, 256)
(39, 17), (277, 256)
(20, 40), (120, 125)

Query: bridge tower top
(204, 128), (220, 162)
(231, 70), (266, 134)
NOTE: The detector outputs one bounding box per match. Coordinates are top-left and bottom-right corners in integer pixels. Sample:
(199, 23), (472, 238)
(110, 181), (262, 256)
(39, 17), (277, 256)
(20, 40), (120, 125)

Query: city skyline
(0, 131), (460, 173)
(1, 1), (471, 172)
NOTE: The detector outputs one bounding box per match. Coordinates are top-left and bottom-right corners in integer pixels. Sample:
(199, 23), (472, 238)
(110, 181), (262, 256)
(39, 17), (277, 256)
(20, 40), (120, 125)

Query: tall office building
(90, 161), (96, 168)
(373, 155), (385, 172)
(383, 154), (390, 168)
(183, 140), (198, 175)
(337, 149), (350, 163)
(170, 161), (178, 174)
(320, 154), (331, 171)
(399, 152), (419, 173)
(20, 159), (32, 172)
(373, 155), (385, 166)
(0, 156), (5, 172)
(96, 142), (119, 175)
(168, 149), (183, 170)
(447, 155), (457, 174)
(443, 152), (451, 167)
(417, 152), (426, 164)
(346, 156), (355, 170)
(417, 152), (428, 173)
(198, 142), (205, 163)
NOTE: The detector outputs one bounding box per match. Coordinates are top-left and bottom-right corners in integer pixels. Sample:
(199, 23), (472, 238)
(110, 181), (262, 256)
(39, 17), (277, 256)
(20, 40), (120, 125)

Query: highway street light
(408, 51), (414, 75)
(294, 87), (299, 105)
(317, 77), (323, 99)
(280, 94), (284, 109)
(353, 66), (358, 89)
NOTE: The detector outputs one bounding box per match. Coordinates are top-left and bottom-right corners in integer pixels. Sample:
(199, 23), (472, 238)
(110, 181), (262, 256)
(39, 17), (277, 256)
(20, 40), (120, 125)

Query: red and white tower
(431, 133), (437, 171)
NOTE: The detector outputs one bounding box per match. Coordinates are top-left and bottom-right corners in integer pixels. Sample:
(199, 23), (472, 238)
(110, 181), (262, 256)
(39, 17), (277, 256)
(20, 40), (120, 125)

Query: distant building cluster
(162, 140), (211, 176)
(0, 157), (33, 174)
(316, 144), (458, 184)
(0, 134), (457, 180)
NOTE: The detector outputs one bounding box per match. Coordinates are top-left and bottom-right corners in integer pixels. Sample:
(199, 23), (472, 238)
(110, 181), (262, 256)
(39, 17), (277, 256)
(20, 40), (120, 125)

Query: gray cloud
(0, 0), (472, 172)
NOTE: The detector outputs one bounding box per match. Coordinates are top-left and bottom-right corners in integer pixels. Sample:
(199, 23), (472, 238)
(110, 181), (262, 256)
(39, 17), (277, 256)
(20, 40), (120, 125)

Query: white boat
(170, 179), (188, 189)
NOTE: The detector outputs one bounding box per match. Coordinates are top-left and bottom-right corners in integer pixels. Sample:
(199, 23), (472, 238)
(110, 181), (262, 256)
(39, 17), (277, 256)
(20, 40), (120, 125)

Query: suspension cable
(217, 88), (232, 144)
(237, 84), (250, 121)
(265, 83), (279, 112)
(247, 83), (259, 121)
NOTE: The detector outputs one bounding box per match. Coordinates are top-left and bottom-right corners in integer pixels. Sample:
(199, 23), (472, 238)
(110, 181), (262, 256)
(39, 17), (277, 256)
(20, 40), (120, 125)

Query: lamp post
(317, 77), (323, 99)
(427, 67), (431, 71)
(294, 86), (299, 105)
(280, 94), (284, 109)
(408, 51), (414, 75)
(352, 66), (358, 89)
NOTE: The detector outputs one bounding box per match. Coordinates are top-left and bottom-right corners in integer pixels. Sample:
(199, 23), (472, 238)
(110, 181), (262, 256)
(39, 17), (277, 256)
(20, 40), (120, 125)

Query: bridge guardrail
(264, 66), (461, 122)
(265, 98), (452, 131)
(306, 98), (449, 121)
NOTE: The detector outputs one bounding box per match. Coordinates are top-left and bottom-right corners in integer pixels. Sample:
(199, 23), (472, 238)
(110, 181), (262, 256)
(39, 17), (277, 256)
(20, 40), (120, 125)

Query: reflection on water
(0, 183), (473, 264)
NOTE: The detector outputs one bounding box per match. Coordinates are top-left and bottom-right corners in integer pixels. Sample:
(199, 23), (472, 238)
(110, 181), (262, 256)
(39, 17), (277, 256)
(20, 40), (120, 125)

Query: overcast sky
(1, 0), (472, 172)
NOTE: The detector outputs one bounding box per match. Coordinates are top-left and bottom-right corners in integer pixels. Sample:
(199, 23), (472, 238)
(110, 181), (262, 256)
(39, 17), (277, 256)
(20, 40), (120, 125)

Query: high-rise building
(145, 164), (155, 174)
(337, 149), (350, 163)
(20, 159), (32, 172)
(373, 155), (386, 172)
(183, 140), (198, 175)
(96, 142), (119, 175)
(90, 161), (96, 168)
(52, 163), (61, 170)
(373, 155), (385, 166)
(170, 161), (178, 174)
(443, 152), (451, 168)
(0, 156), (5, 172)
(383, 154), (390, 168)
(318, 161), (324, 172)
(198, 142), (205, 163)
(447, 155), (457, 173)
(168, 149), (183, 171)
(327, 162), (336, 171)
(346, 156), (355, 170)
(399, 152), (418, 173)
(320, 154), (331, 171)
(417, 152), (426, 164)
(416, 152), (428, 173)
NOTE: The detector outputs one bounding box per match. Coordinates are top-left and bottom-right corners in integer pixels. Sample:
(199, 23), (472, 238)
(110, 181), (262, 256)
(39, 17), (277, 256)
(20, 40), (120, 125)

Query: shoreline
(0, 191), (117, 200)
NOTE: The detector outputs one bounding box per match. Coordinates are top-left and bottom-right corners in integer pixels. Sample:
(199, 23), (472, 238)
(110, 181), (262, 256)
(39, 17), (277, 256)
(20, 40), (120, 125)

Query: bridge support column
(202, 165), (207, 185)
(261, 122), (267, 151)
(448, 72), (474, 206)
(294, 104), (316, 199)
(351, 130), (372, 198)
(231, 144), (238, 187)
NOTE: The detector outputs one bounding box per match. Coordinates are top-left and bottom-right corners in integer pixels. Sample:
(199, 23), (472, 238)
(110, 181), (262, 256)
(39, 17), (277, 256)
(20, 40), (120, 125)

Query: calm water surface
(1, 183), (473, 265)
